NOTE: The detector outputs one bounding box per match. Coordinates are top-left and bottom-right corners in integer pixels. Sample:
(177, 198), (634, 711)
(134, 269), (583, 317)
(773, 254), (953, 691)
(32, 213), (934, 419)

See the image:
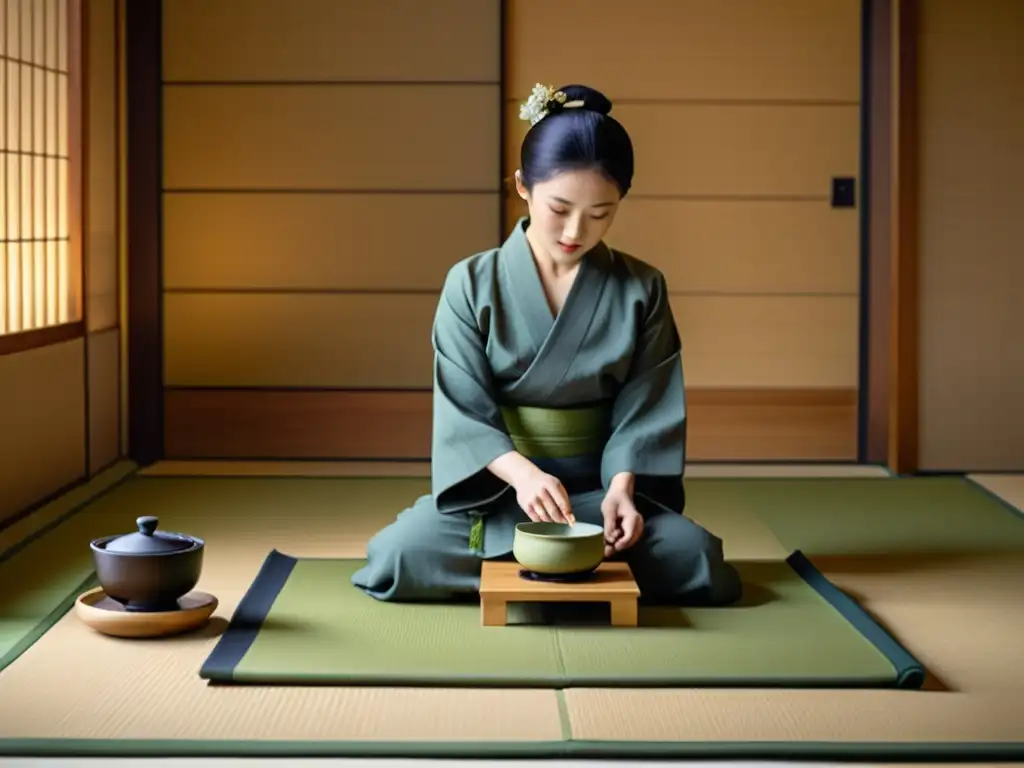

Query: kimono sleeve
(600, 270), (687, 493)
(430, 265), (517, 514)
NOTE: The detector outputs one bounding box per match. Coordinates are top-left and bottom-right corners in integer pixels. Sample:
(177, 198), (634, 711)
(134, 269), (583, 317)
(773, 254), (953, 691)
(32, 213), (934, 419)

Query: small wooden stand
(479, 561), (640, 627)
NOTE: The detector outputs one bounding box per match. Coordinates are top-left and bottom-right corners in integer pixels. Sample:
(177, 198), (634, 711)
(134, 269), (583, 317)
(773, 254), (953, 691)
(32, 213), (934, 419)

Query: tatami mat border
(0, 736), (1022, 760)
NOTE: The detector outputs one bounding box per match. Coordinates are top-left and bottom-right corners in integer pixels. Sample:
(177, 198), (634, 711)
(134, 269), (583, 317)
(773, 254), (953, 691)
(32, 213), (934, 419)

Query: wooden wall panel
(504, 103), (860, 198)
(163, 192), (499, 290)
(917, 0), (1024, 470)
(506, 197), (860, 295)
(163, 293), (437, 388)
(673, 296), (858, 388)
(163, 292), (856, 390)
(505, 0), (861, 101)
(164, 390), (433, 460)
(86, 0), (118, 332)
(163, 0), (501, 83)
(164, 388), (857, 462)
(0, 341), (86, 522)
(163, 84), (500, 191)
(87, 328), (120, 472)
(686, 389), (858, 461)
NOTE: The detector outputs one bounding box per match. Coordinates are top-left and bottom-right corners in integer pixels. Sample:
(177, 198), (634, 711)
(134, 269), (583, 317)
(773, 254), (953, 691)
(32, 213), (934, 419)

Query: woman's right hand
(487, 450), (575, 525)
(513, 466), (575, 525)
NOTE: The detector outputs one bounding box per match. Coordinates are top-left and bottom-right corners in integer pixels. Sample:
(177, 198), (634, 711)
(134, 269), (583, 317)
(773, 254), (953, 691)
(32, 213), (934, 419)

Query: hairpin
(518, 83), (585, 126)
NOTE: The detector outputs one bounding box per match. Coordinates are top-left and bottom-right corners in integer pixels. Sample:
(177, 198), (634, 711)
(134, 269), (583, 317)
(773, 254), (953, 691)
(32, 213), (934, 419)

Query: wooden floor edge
(162, 387), (860, 462)
(139, 460), (892, 479)
(140, 460), (433, 477)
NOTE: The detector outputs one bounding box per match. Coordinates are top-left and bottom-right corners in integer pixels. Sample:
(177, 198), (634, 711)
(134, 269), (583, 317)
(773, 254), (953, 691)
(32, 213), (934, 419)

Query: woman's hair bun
(517, 82), (634, 197)
(554, 84), (613, 116)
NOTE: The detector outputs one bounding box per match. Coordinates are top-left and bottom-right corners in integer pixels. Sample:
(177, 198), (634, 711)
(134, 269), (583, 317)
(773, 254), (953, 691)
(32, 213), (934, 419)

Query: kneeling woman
(351, 83), (742, 606)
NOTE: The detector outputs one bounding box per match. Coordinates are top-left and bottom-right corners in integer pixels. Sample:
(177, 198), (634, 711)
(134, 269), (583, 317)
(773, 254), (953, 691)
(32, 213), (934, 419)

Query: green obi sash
(499, 403), (610, 460)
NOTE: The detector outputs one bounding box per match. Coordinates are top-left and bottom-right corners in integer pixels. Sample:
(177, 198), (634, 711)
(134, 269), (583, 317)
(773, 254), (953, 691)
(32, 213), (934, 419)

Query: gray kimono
(350, 218), (741, 606)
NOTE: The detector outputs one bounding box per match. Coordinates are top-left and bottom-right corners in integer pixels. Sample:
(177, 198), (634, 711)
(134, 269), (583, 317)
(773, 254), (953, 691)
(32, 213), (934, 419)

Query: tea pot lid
(105, 516), (194, 554)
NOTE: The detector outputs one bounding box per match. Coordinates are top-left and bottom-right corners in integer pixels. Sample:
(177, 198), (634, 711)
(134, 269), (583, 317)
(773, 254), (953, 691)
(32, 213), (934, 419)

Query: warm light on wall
(1, 0), (74, 336)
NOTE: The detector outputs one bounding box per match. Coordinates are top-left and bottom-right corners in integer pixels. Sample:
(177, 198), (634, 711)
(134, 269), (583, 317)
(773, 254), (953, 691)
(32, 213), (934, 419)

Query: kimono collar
(501, 216), (612, 352)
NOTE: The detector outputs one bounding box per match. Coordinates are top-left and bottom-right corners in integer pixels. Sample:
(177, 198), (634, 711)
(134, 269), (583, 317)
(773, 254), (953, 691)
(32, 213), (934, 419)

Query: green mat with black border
(199, 549), (925, 689)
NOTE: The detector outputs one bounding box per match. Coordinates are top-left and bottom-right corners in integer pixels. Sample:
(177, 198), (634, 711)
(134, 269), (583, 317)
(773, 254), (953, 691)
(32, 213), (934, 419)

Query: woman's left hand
(600, 487), (644, 557)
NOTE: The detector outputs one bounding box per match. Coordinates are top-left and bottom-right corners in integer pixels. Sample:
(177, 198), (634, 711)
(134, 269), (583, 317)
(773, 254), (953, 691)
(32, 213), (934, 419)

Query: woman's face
(516, 167), (621, 269)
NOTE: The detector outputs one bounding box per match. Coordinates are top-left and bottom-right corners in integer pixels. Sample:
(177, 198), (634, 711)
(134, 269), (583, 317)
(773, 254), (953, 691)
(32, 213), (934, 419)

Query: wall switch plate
(831, 177), (856, 208)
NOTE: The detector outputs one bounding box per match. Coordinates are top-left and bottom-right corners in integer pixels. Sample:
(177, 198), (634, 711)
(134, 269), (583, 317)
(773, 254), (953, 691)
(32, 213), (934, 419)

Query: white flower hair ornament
(519, 83), (585, 126)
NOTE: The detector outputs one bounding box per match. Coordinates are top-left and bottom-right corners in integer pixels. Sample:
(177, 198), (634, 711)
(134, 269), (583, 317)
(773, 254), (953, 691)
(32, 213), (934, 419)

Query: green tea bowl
(512, 521), (605, 575)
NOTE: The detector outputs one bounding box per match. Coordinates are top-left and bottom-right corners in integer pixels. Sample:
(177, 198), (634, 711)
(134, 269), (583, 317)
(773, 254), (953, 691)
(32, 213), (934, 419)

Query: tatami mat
(3, 543), (1022, 749)
(564, 687), (1021, 744)
(811, 552), (1024, 692)
(689, 502), (789, 560)
(138, 459), (892, 479)
(1, 468), (1022, 759)
(0, 608), (565, 744)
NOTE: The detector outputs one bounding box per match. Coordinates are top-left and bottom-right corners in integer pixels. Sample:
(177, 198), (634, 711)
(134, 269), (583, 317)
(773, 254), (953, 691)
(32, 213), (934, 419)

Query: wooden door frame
(124, 0), (163, 466)
(124, 0), (920, 473)
(860, 0), (919, 472)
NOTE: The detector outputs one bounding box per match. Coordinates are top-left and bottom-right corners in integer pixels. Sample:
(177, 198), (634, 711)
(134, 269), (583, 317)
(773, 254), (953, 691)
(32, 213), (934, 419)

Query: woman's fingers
(548, 483), (575, 524)
(524, 502), (543, 522)
(537, 490), (565, 523)
(614, 521), (639, 551)
(521, 480), (575, 525)
(529, 500), (551, 522)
